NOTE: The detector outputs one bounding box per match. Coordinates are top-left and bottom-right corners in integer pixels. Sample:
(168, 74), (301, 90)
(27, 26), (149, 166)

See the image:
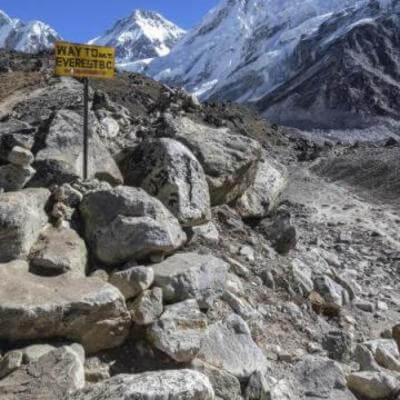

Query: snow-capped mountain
(140, 0), (400, 136)
(0, 10), (60, 53)
(89, 10), (186, 66)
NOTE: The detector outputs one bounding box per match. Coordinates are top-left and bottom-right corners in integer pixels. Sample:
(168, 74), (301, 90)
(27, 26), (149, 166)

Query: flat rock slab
(0, 261), (130, 353)
(71, 369), (215, 400)
(151, 252), (229, 309)
(0, 188), (49, 262)
(0, 346), (84, 400)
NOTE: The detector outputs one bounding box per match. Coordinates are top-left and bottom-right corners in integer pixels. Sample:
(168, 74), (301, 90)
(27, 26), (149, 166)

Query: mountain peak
(89, 9), (186, 63)
(0, 9), (60, 53)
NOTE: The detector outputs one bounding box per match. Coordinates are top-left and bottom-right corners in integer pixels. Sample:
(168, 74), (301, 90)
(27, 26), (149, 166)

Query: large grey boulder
(0, 346), (85, 400)
(0, 188), (49, 262)
(346, 371), (400, 399)
(293, 356), (356, 400)
(198, 314), (268, 379)
(29, 225), (88, 277)
(356, 339), (400, 372)
(119, 138), (211, 227)
(161, 114), (261, 205)
(151, 252), (229, 309)
(0, 261), (131, 353)
(191, 359), (242, 400)
(147, 299), (208, 362)
(71, 369), (215, 400)
(33, 109), (123, 186)
(237, 155), (287, 218)
(79, 186), (186, 266)
(0, 163), (35, 191)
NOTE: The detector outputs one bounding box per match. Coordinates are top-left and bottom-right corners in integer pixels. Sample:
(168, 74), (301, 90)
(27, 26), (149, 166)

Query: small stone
(130, 287), (163, 325)
(376, 301), (388, 311)
(322, 330), (352, 362)
(146, 299), (207, 362)
(355, 300), (375, 313)
(240, 246), (255, 262)
(307, 342), (323, 354)
(191, 222), (220, 244)
(7, 146), (34, 166)
(89, 269), (109, 282)
(109, 266), (154, 300)
(0, 351), (23, 378)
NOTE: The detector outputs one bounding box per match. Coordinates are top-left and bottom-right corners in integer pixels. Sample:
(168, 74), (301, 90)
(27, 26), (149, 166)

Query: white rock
(147, 299), (207, 362)
(151, 252), (229, 309)
(109, 266), (154, 300)
(7, 146), (34, 166)
(198, 314), (268, 379)
(0, 188), (49, 262)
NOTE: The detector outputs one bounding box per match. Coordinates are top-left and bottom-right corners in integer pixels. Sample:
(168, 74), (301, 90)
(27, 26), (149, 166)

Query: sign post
(54, 41), (115, 180)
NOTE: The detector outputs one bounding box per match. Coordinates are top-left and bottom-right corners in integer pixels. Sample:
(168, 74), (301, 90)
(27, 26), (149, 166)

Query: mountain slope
(0, 10), (60, 53)
(256, 6), (400, 135)
(140, 0), (400, 138)
(89, 10), (186, 64)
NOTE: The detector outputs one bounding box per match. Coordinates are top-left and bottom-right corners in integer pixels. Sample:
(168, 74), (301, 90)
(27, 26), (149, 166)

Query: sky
(0, 0), (220, 42)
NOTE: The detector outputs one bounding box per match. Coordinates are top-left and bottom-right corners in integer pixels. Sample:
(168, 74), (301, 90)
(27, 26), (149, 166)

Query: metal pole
(83, 78), (89, 180)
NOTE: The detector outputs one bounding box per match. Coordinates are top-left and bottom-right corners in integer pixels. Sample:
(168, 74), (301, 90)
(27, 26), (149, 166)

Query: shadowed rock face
(258, 11), (400, 133)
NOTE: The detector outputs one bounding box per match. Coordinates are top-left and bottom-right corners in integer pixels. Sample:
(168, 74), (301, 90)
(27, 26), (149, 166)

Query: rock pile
(0, 52), (399, 400)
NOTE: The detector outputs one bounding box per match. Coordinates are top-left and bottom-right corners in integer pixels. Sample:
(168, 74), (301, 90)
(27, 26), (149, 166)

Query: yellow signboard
(55, 41), (115, 79)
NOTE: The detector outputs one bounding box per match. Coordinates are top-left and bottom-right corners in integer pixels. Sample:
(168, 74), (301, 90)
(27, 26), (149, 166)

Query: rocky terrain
(0, 50), (400, 400)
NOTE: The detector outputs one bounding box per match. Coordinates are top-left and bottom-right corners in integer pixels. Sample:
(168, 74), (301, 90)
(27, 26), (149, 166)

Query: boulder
(130, 287), (163, 325)
(147, 299), (207, 362)
(0, 163), (35, 191)
(79, 186), (186, 266)
(237, 155), (287, 218)
(190, 359), (242, 400)
(71, 369), (215, 400)
(191, 222), (220, 244)
(33, 109), (123, 186)
(161, 114), (261, 205)
(119, 138), (211, 227)
(293, 356), (356, 400)
(0, 261), (131, 353)
(0, 119), (35, 162)
(109, 266), (154, 300)
(360, 339), (400, 372)
(151, 252), (229, 309)
(0, 346), (85, 400)
(7, 146), (34, 166)
(0, 351), (23, 379)
(0, 188), (49, 262)
(198, 314), (268, 379)
(346, 371), (399, 399)
(29, 225), (88, 277)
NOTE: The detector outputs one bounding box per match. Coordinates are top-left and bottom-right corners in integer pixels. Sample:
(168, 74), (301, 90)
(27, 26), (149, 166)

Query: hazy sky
(0, 0), (220, 42)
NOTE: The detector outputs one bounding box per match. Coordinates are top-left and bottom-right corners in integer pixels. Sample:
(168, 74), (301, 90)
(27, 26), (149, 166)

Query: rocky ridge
(0, 51), (400, 399)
